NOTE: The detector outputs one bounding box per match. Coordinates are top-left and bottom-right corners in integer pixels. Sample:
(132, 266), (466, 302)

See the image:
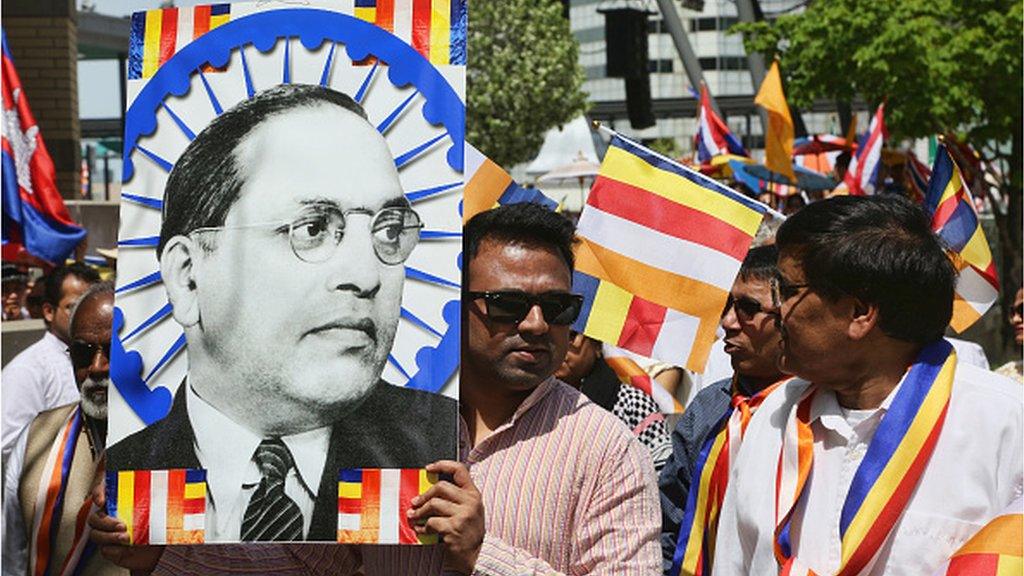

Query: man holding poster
(105, 84), (457, 543)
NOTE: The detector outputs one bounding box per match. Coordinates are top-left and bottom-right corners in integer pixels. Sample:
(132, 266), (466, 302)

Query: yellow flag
(754, 61), (795, 182)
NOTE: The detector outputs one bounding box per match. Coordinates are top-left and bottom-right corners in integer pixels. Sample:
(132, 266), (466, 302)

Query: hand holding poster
(106, 1), (465, 544)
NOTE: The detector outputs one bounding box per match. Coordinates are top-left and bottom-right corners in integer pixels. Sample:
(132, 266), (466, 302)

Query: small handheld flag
(105, 469), (207, 545)
(924, 144), (999, 332)
(2, 30), (86, 264)
(754, 61), (795, 183)
(337, 468), (439, 544)
(463, 142), (558, 222)
(695, 84), (747, 165)
(932, 497), (1022, 575)
(841, 103), (887, 196)
(574, 130), (768, 373)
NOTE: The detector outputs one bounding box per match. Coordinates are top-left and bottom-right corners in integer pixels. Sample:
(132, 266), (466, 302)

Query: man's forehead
(71, 298), (114, 336)
(469, 239), (571, 288)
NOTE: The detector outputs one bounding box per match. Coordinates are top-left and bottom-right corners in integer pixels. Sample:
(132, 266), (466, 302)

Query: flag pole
(590, 120), (787, 221)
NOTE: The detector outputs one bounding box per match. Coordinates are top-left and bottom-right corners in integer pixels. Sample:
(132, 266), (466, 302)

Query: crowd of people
(1, 88), (1021, 576)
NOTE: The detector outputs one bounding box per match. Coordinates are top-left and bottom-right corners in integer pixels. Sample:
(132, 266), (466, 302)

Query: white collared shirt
(713, 363), (1023, 576)
(187, 384), (331, 542)
(2, 331), (80, 464)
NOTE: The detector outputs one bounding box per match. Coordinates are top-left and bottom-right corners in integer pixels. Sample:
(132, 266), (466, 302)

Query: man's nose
(721, 302), (740, 331)
(324, 219), (382, 297)
(518, 303), (550, 335)
(88, 346), (110, 379)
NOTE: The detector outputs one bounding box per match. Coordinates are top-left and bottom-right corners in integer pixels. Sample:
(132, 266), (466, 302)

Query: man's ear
(42, 302), (55, 325)
(847, 296), (880, 341)
(160, 236), (202, 328)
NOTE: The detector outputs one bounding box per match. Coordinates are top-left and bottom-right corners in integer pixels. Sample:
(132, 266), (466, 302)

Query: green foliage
(468, 1), (589, 167)
(731, 0), (1022, 148)
(646, 137), (679, 159)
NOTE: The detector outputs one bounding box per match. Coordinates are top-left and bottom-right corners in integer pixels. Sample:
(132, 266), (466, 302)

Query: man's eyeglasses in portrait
(191, 204), (424, 265)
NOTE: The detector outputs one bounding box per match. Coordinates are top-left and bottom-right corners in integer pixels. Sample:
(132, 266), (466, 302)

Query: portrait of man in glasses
(105, 84), (458, 543)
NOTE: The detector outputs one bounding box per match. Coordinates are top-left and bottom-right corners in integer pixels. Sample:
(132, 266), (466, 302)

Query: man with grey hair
(3, 283), (126, 576)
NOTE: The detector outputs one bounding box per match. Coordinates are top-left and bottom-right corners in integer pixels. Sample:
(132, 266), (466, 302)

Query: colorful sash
(774, 339), (956, 575)
(669, 376), (787, 576)
(28, 406), (98, 576)
(932, 497), (1023, 575)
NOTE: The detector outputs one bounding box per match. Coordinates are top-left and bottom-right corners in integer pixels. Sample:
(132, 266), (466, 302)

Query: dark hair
(157, 84), (369, 258)
(43, 263), (100, 306)
(463, 204), (577, 282)
(776, 195), (955, 344)
(738, 244), (779, 283)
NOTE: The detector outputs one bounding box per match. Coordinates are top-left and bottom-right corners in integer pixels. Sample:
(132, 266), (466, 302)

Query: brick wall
(5, 0), (80, 200)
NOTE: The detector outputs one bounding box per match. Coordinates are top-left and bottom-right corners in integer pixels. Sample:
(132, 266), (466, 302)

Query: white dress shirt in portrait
(187, 384), (330, 542)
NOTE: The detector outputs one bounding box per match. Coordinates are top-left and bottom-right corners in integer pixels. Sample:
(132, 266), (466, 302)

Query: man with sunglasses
(713, 196), (1022, 575)
(404, 203), (660, 574)
(658, 244), (789, 575)
(4, 282), (124, 576)
(99, 84), (457, 546)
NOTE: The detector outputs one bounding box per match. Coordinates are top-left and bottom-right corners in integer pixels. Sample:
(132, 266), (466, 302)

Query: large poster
(105, 1), (465, 545)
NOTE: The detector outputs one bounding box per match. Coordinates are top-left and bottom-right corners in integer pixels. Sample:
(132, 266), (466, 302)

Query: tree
(733, 0), (1023, 314)
(468, 0), (589, 167)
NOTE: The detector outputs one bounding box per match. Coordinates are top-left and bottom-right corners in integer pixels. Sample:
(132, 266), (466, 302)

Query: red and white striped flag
(106, 469), (206, 545)
(841, 103), (887, 196)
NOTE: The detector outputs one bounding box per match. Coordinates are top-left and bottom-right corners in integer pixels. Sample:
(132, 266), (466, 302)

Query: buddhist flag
(128, 4), (231, 80)
(932, 497), (1022, 575)
(603, 344), (682, 414)
(355, 0), (467, 66)
(754, 61), (795, 183)
(463, 142), (558, 222)
(337, 468), (439, 544)
(924, 144), (999, 332)
(573, 133), (767, 373)
(106, 469), (207, 545)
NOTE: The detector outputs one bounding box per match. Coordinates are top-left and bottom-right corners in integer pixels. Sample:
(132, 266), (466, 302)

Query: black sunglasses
(69, 341), (111, 369)
(724, 294), (766, 321)
(466, 291), (584, 326)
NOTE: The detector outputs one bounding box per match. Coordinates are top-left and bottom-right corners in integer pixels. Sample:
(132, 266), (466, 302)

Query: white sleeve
(3, 426), (30, 576)
(2, 360), (47, 465)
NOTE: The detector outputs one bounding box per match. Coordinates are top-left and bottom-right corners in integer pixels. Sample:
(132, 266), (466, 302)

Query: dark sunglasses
(69, 341), (111, 368)
(724, 294), (766, 321)
(466, 291), (584, 326)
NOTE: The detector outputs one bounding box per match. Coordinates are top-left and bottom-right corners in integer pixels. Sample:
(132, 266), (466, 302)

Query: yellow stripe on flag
(418, 470), (439, 544)
(429, 0), (451, 65)
(209, 14), (229, 28)
(599, 146), (763, 236)
(960, 225), (994, 271)
(184, 482), (205, 500)
(997, 555), (1024, 575)
(118, 471), (135, 543)
(355, 7), (376, 22)
(142, 10), (163, 79)
(339, 481), (362, 500)
(583, 280), (631, 345)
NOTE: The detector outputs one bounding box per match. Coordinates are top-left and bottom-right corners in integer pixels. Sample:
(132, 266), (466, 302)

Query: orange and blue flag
(356, 0), (467, 66)
(924, 144), (998, 332)
(106, 469), (207, 545)
(462, 143), (558, 222)
(337, 468), (438, 544)
(573, 133), (767, 373)
(2, 30), (85, 265)
(128, 4), (230, 80)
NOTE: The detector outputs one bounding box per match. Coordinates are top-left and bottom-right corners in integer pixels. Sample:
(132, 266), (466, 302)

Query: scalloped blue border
(116, 8), (462, 416)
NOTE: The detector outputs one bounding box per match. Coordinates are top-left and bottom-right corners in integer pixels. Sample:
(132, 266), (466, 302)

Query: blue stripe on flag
(339, 468), (363, 482)
(128, 12), (145, 80)
(571, 270), (601, 334)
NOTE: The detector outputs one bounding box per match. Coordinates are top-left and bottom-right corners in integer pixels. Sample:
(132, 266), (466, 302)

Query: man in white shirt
(2, 262), (99, 464)
(713, 196), (1023, 575)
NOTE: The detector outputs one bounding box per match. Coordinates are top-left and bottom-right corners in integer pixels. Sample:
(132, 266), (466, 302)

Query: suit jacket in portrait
(106, 380), (458, 541)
